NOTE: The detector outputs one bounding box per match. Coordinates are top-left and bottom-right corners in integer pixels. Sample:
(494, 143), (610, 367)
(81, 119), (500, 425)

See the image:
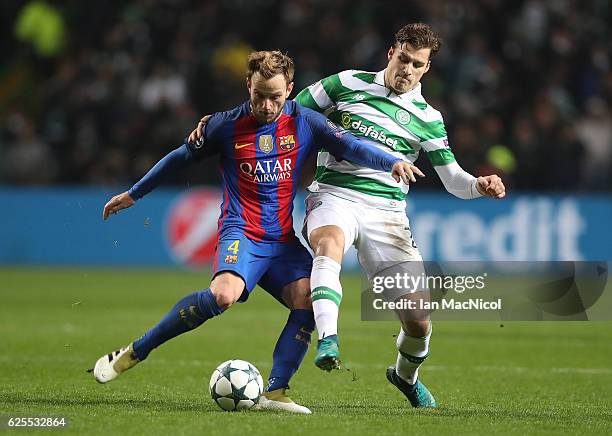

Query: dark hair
(246, 50), (295, 83)
(393, 23), (442, 57)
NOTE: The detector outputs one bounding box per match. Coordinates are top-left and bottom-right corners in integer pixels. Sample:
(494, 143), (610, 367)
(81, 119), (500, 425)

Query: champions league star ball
(209, 360), (264, 411)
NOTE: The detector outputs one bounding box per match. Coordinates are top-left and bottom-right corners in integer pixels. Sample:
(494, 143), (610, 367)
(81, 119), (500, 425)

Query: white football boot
(92, 343), (140, 383)
(252, 388), (312, 414)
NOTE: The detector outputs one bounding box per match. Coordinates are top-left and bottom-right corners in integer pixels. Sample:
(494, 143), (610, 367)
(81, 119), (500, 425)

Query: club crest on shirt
(341, 112), (352, 128)
(259, 135), (274, 153)
(395, 109), (411, 125)
(224, 255), (238, 264)
(278, 134), (296, 151)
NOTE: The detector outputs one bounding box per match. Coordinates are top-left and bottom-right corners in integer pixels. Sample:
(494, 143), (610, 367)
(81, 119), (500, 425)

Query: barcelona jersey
(185, 100), (398, 243)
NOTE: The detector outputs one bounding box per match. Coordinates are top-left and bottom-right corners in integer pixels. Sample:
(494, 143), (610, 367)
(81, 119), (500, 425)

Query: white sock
(310, 256), (342, 340)
(395, 323), (431, 384)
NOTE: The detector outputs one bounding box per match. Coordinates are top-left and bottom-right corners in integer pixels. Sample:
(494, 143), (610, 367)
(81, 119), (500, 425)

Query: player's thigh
(357, 210), (431, 316)
(211, 234), (268, 305)
(258, 239), (313, 309)
(356, 209), (422, 280)
(303, 193), (358, 255)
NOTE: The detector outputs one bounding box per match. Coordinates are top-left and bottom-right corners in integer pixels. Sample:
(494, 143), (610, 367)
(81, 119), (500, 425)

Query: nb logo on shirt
(234, 142), (253, 149)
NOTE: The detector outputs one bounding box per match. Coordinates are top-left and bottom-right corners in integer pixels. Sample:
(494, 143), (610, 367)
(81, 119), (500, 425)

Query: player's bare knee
(310, 227), (344, 260)
(213, 289), (238, 310)
(401, 319), (430, 338)
(210, 273), (243, 309)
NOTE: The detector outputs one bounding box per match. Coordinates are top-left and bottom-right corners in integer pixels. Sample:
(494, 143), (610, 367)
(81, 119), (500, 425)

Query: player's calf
(387, 321), (436, 407)
(91, 288), (224, 383)
(395, 321), (431, 384)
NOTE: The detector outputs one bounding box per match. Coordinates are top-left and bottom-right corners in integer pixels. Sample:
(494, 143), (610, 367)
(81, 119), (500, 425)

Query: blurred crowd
(1, 0), (611, 191)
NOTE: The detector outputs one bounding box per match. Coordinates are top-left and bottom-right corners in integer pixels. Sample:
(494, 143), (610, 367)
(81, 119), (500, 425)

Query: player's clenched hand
(476, 175), (506, 199)
(187, 114), (213, 145)
(392, 161), (425, 184)
(103, 191), (135, 220)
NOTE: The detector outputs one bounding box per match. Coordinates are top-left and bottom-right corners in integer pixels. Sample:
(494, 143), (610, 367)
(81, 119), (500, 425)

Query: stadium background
(2, 0), (611, 266)
(1, 1), (611, 434)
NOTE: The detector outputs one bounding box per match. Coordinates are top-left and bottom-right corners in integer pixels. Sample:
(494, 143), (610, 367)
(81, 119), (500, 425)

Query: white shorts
(303, 192), (424, 285)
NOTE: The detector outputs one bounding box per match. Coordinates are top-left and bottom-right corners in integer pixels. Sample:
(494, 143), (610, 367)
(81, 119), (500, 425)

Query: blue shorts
(212, 233), (313, 304)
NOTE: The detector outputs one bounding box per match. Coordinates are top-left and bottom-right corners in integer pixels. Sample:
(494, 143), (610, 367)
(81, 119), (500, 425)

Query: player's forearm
(332, 136), (401, 172)
(128, 144), (193, 200)
(306, 107), (398, 171)
(434, 162), (483, 199)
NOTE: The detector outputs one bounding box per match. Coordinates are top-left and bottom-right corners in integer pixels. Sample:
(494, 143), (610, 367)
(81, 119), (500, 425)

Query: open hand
(392, 161), (425, 184)
(103, 191), (135, 220)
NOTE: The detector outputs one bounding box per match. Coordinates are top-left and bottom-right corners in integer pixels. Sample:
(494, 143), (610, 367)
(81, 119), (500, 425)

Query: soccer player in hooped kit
(190, 25), (506, 408)
(93, 50), (419, 414)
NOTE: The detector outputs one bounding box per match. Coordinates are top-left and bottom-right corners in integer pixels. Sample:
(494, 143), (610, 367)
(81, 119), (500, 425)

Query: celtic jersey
(295, 69), (456, 207)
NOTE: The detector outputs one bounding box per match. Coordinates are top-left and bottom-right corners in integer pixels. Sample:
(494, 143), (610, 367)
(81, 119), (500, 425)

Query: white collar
(375, 69), (422, 100)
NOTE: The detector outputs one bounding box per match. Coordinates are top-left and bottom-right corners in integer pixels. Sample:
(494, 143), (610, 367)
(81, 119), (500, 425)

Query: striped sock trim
(311, 286), (342, 306)
(398, 350), (429, 365)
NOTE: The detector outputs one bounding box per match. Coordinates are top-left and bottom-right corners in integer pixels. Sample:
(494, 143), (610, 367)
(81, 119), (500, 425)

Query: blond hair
(246, 50), (294, 83)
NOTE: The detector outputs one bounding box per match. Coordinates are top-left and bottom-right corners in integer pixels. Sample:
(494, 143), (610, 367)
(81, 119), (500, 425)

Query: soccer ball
(209, 359), (264, 411)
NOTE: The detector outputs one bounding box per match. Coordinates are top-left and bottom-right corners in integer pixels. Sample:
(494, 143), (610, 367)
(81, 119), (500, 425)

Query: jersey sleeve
(419, 112), (457, 167)
(417, 111), (480, 199)
(128, 144), (194, 200)
(184, 112), (226, 160)
(303, 108), (400, 172)
(294, 72), (346, 113)
(434, 162), (482, 199)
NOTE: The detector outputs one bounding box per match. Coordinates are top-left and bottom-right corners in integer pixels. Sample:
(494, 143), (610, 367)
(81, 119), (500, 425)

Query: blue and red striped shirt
(129, 100), (400, 243)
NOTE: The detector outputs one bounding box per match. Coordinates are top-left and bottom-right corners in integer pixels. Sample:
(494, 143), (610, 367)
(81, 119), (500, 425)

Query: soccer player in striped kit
(93, 50), (418, 413)
(295, 24), (505, 408)
(191, 24), (506, 409)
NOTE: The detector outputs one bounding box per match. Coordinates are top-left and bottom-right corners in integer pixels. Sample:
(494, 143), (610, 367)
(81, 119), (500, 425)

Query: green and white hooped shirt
(295, 69), (480, 210)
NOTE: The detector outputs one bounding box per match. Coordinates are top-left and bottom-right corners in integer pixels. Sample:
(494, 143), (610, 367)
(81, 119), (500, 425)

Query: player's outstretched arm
(434, 162), (505, 199)
(476, 174), (506, 199)
(102, 144), (195, 220)
(305, 109), (413, 175)
(129, 144), (194, 199)
(103, 191), (135, 220)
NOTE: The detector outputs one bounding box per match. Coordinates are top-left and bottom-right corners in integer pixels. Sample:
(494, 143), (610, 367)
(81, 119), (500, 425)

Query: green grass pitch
(1, 267), (611, 435)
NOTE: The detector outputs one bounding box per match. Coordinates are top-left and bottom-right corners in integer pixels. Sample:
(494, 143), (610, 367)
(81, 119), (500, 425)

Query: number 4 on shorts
(227, 240), (240, 254)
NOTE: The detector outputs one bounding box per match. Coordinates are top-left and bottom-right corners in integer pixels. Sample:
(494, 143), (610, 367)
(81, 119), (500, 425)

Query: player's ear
(286, 81), (294, 97)
(246, 78), (252, 93)
(387, 46), (394, 61)
(424, 60), (431, 74)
